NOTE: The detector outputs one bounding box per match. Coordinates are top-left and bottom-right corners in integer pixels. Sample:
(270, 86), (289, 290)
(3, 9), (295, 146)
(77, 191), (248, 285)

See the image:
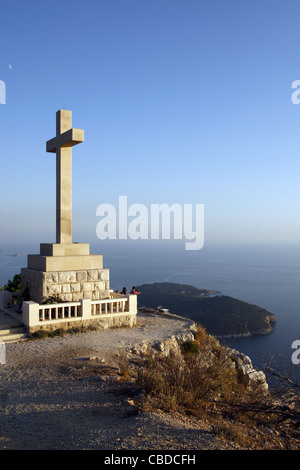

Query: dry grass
(136, 325), (245, 415)
(116, 349), (133, 381)
(211, 421), (249, 447)
(130, 324), (300, 449)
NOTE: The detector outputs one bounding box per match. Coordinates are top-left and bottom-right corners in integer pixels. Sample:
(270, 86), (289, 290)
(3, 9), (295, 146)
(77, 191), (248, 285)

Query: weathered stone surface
(43, 272), (58, 283)
(62, 293), (73, 302)
(99, 270), (109, 281)
(21, 267), (111, 304)
(87, 270), (98, 281)
(58, 271), (76, 284)
(83, 291), (93, 299)
(76, 271), (87, 282)
(94, 281), (105, 291)
(46, 110), (84, 244)
(152, 331), (195, 356)
(81, 282), (93, 292)
(70, 283), (81, 293)
(72, 293), (81, 302)
(47, 285), (61, 295)
(61, 284), (71, 294)
(92, 291), (100, 300)
(27, 254), (103, 272)
(229, 349), (268, 392)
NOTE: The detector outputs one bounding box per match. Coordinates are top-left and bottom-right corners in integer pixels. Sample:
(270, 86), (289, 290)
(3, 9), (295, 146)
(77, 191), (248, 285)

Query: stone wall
(21, 267), (110, 304)
(22, 296), (138, 335)
(25, 313), (137, 335)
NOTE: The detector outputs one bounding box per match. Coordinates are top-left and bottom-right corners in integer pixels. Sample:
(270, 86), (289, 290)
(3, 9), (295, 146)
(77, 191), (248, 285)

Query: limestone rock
(230, 349), (268, 392)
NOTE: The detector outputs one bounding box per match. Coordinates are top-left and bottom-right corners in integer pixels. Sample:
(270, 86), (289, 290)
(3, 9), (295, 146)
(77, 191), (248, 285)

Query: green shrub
(49, 328), (66, 337)
(1, 273), (21, 292)
(42, 294), (64, 304)
(31, 328), (66, 339)
(31, 330), (49, 340)
(181, 340), (198, 355)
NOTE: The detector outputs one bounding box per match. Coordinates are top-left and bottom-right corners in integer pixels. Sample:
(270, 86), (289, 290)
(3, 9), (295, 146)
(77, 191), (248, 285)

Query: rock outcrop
(130, 311), (269, 393)
(229, 349), (268, 392)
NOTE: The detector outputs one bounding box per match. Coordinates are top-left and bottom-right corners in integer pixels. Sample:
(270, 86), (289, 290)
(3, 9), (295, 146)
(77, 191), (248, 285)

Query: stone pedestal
(21, 242), (110, 304)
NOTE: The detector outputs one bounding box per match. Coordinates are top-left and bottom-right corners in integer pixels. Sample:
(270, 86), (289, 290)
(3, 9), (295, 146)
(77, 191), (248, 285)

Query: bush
(31, 330), (49, 340)
(211, 422), (249, 447)
(42, 294), (64, 304)
(49, 328), (66, 337)
(181, 340), (198, 355)
(117, 350), (132, 381)
(1, 273), (21, 292)
(137, 325), (241, 416)
(31, 328), (66, 339)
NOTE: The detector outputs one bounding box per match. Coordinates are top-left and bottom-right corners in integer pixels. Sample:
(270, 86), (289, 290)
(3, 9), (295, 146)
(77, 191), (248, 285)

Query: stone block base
(26, 242), (103, 272)
(26, 313), (137, 336)
(27, 254), (103, 272)
(21, 267), (110, 304)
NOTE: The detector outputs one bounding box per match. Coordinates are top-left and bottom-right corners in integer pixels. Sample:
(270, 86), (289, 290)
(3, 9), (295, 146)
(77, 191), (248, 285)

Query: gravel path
(0, 312), (239, 450)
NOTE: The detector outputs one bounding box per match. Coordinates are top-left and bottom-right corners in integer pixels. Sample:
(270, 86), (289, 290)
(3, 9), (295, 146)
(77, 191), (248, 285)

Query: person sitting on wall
(130, 286), (140, 295)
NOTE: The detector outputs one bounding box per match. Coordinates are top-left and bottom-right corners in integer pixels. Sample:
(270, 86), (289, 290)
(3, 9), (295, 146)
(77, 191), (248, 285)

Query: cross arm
(46, 128), (84, 153)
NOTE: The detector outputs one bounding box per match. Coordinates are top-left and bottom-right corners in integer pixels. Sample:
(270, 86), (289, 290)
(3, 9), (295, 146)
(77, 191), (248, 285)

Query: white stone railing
(91, 295), (127, 316)
(37, 295), (128, 320)
(22, 293), (137, 334)
(38, 302), (82, 321)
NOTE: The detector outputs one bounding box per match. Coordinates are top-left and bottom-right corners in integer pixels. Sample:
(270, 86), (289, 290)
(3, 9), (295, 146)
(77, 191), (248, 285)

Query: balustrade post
(127, 294), (137, 315)
(23, 301), (40, 329)
(81, 298), (91, 319)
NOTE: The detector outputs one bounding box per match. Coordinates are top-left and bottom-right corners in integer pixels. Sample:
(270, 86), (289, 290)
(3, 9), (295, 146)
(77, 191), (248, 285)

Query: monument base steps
(0, 311), (28, 343)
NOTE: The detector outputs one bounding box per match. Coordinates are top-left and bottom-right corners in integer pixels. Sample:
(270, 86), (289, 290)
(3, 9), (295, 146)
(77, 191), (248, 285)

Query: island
(136, 282), (276, 337)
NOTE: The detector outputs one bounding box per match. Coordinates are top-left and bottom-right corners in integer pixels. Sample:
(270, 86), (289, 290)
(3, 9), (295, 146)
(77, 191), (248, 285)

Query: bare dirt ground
(0, 311), (297, 451)
(0, 311), (245, 451)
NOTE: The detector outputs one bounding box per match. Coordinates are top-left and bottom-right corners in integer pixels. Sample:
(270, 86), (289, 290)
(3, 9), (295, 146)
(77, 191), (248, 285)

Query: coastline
(216, 319), (276, 339)
(216, 328), (274, 339)
(137, 282), (277, 339)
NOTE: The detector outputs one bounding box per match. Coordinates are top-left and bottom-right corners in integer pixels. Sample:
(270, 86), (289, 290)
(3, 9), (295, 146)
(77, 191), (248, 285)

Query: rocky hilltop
(137, 282), (276, 337)
(0, 308), (297, 450)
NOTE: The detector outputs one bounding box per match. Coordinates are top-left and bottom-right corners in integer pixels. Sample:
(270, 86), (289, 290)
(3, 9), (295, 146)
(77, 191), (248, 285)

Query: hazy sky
(1, 0), (300, 248)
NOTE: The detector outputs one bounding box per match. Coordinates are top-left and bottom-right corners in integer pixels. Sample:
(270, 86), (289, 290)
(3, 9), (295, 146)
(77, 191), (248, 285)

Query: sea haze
(0, 240), (299, 381)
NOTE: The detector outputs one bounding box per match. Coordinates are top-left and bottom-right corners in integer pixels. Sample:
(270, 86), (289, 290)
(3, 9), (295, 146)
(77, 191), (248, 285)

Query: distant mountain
(136, 282), (276, 337)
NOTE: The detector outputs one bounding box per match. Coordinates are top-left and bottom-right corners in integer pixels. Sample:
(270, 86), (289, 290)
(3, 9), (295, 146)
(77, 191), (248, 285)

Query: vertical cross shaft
(46, 110), (84, 244)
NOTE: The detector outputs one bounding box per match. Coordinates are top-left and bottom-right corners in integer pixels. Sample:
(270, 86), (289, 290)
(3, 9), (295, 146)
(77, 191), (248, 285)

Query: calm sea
(1, 240), (299, 381)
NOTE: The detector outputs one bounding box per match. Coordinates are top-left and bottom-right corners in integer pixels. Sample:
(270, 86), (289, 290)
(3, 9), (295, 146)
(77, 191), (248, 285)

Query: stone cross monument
(46, 109), (84, 244)
(21, 110), (111, 304)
